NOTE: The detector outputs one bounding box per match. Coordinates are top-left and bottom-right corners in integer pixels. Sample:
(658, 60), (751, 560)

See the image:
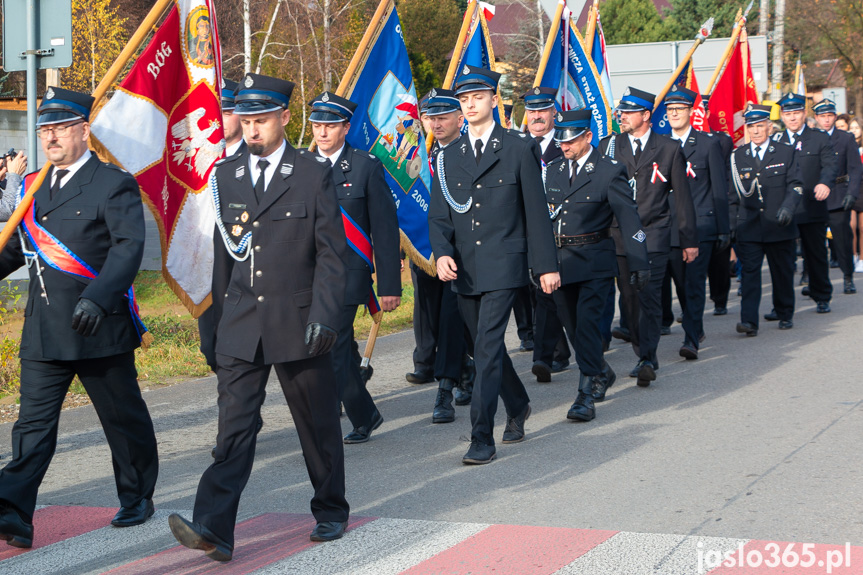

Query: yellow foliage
(62, 0), (128, 92)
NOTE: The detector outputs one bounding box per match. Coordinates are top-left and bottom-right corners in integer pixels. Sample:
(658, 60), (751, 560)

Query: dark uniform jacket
(315, 144), (401, 303)
(429, 123), (558, 295)
(730, 141), (804, 243)
(667, 130), (730, 243)
(538, 135), (563, 166)
(211, 142), (349, 364)
(600, 131), (698, 255)
(0, 155), (145, 360)
(544, 147), (649, 285)
(771, 126), (837, 223)
(826, 128), (862, 212)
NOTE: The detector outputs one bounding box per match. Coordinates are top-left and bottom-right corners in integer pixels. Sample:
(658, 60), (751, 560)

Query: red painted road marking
(706, 540), (863, 574)
(104, 514), (375, 575)
(0, 505), (117, 560)
(399, 524), (617, 575)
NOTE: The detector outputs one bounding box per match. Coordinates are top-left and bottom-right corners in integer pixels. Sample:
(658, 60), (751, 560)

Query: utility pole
(770, 0), (785, 100)
(758, 0), (769, 36)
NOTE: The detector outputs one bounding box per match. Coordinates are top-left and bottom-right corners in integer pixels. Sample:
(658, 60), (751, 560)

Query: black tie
(50, 169), (69, 201)
(535, 135), (544, 153)
(634, 139), (642, 164)
(474, 140), (483, 166)
(254, 159), (269, 202)
(570, 161), (576, 185)
(754, 146), (762, 169)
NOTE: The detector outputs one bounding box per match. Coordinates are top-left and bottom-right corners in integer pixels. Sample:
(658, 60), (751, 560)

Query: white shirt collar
(53, 149), (92, 189)
(249, 139), (286, 190)
(629, 129), (651, 153)
(787, 127), (804, 140)
(672, 126), (692, 145)
(468, 123), (495, 156)
(226, 139), (244, 157)
(827, 127), (835, 136)
(320, 143), (346, 167)
(750, 141), (767, 160)
(570, 146), (594, 176)
(535, 129), (554, 154)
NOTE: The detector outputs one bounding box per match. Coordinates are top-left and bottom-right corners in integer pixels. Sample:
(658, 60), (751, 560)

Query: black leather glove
(71, 298), (106, 337)
(305, 322), (337, 356)
(842, 194), (856, 211)
(776, 207), (793, 227)
(715, 233), (731, 253)
(630, 270), (650, 292)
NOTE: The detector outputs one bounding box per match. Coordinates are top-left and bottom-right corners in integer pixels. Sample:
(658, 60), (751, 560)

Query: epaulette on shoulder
(546, 155), (565, 167)
(104, 163), (128, 173)
(215, 151), (242, 166)
(599, 154), (619, 165)
(772, 133), (783, 141)
(705, 132), (714, 137)
(505, 128), (528, 139)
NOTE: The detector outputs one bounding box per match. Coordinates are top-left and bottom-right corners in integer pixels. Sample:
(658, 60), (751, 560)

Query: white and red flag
(91, 0), (223, 315)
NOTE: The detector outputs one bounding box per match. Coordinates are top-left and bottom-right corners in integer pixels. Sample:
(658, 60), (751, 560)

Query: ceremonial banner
(588, 7), (619, 133)
(341, 1), (434, 273)
(531, 4), (611, 146)
(794, 56), (806, 95)
(708, 37), (759, 145)
(91, 0), (223, 316)
(651, 60), (708, 135)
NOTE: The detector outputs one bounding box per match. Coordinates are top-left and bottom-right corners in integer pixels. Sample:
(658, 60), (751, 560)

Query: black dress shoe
(343, 410), (384, 444)
(592, 363), (616, 402)
(635, 360), (656, 387)
(551, 359), (570, 373)
(764, 309), (778, 321)
(455, 356), (475, 405)
(844, 277), (857, 294)
(112, 498), (155, 527)
(713, 306), (727, 316)
(501, 404), (531, 444)
(405, 370), (434, 384)
(310, 520), (347, 542)
(531, 360), (551, 383)
(432, 379), (456, 424)
(802, 285), (811, 296)
(816, 301), (831, 313)
(611, 326), (631, 342)
(800, 272), (809, 286)
(0, 505), (33, 548)
(679, 343), (698, 360)
(778, 319), (793, 330)
(462, 441), (496, 464)
(676, 315), (683, 324)
(660, 326), (671, 336)
(169, 513), (233, 562)
(518, 339), (534, 352)
(830, 259), (839, 268)
(736, 322), (758, 337)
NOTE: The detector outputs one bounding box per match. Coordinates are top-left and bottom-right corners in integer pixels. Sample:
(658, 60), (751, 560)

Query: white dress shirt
(536, 129), (554, 155)
(671, 126), (692, 147)
(629, 129), (651, 155)
(320, 143), (346, 167)
(468, 123), (495, 160)
(52, 149), (92, 190)
(750, 141), (767, 161)
(569, 146), (594, 179)
(249, 140), (286, 191)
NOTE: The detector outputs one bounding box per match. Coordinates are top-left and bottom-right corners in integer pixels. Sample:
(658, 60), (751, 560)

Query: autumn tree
(64, 0), (128, 92)
(599, 0), (671, 45)
(397, 0), (462, 90)
(662, 0), (756, 41)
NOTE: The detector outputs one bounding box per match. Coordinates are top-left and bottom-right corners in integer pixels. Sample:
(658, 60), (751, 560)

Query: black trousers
(828, 209), (854, 277)
(410, 266), (466, 381)
(599, 284), (615, 344)
(532, 288), (570, 365)
(334, 304), (377, 428)
(194, 350), (348, 547)
(708, 244), (732, 308)
(680, 241), (714, 348)
(737, 239), (796, 327)
(798, 221), (833, 302)
(553, 277), (613, 377)
(663, 249), (687, 327)
(0, 352), (158, 523)
(617, 251), (669, 367)
(458, 289), (530, 447)
(511, 285), (534, 342)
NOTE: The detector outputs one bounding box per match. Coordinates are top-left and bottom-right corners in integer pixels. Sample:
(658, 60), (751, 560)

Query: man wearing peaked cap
(730, 103), (804, 336)
(0, 87), (159, 546)
(770, 92), (837, 314)
(544, 109), (648, 422)
(519, 86), (573, 383)
(306, 91), (402, 444)
(600, 86), (698, 388)
(171, 73), (351, 558)
(410, 87), (475, 423)
(813, 98), (862, 294)
(662, 85), (730, 361)
(430, 65), (560, 465)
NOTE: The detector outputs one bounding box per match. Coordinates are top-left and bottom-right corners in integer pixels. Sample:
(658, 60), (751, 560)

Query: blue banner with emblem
(344, 2), (434, 274)
(453, 7), (503, 126)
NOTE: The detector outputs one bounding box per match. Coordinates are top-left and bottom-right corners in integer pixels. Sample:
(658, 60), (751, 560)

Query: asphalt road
(0, 265), (861, 573)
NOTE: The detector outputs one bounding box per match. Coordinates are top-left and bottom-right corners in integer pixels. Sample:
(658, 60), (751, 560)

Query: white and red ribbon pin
(651, 162), (667, 184)
(686, 161), (696, 178)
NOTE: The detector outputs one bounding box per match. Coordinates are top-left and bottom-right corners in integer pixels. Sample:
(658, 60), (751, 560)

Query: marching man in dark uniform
(0, 88), (159, 547)
(663, 86), (730, 359)
(600, 87), (698, 387)
(429, 65), (560, 465)
(307, 91), (401, 444)
(416, 88), (474, 424)
(731, 104), (804, 336)
(522, 86), (572, 383)
(813, 98), (862, 294)
(170, 74), (351, 560)
(545, 110), (649, 421)
(769, 92), (837, 315)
